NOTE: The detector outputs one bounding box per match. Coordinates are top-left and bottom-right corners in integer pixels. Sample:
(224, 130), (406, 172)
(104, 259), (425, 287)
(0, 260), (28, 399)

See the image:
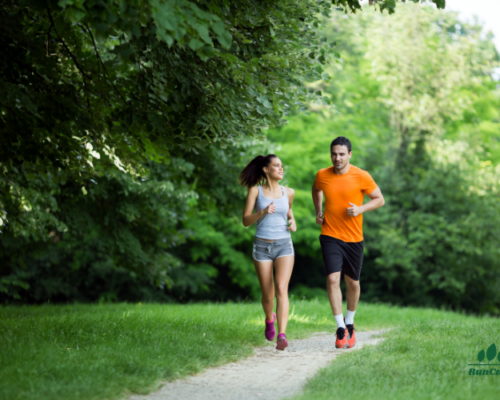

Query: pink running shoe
(276, 333), (288, 351)
(265, 313), (276, 341)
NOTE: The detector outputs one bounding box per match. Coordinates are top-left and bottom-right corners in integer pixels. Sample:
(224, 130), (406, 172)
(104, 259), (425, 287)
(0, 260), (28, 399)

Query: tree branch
(46, 20), (53, 57)
(77, 23), (99, 75)
(80, 22), (127, 104)
(46, 6), (92, 82)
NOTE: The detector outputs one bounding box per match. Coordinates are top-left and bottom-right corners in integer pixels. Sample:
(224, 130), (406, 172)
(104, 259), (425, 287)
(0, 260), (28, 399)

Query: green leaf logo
(478, 349), (485, 363)
(486, 343), (497, 362)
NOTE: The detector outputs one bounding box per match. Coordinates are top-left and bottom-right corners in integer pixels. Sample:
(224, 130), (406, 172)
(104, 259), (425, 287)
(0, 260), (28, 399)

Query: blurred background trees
(2, 1), (499, 314)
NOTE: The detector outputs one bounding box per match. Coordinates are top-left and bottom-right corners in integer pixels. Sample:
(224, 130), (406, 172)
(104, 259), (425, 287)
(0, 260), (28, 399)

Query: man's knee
(345, 277), (360, 290)
(326, 272), (341, 288)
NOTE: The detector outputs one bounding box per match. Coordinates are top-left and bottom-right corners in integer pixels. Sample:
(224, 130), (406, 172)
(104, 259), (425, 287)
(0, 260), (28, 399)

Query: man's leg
(326, 271), (343, 316)
(342, 241), (363, 349)
(320, 236), (349, 348)
(327, 271), (349, 348)
(344, 274), (360, 325)
(342, 240), (363, 327)
(320, 236), (345, 327)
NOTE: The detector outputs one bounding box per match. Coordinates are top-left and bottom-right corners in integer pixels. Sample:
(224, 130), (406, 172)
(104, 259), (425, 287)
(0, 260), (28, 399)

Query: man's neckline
(332, 164), (352, 176)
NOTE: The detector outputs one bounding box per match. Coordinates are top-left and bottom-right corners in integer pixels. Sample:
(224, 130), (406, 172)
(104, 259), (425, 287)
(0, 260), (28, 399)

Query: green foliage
(168, 143), (266, 301)
(268, 4), (500, 314)
(0, 142), (262, 303)
(368, 143), (500, 312)
(0, 0), (333, 238)
(333, 0), (446, 15)
(2, 1), (499, 311)
(1, 0), (338, 300)
(0, 161), (195, 301)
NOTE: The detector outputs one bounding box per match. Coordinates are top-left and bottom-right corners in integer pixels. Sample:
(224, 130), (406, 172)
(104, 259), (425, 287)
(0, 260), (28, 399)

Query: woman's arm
(242, 186), (275, 227)
(286, 188), (297, 232)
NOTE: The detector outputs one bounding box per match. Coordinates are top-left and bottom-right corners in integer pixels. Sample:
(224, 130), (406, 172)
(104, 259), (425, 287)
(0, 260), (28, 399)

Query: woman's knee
(262, 294), (274, 303)
(275, 284), (289, 298)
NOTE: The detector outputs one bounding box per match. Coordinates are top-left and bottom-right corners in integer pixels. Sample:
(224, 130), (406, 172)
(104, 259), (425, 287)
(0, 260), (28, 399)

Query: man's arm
(347, 187), (385, 217)
(312, 183), (324, 225)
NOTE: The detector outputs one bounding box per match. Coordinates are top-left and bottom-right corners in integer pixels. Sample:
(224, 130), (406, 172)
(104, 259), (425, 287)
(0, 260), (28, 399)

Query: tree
(0, 0), (449, 302)
(0, 0), (446, 237)
(1, 0), (336, 237)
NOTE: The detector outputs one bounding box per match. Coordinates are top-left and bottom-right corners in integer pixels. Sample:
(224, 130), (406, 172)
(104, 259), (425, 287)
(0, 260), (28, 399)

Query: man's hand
(347, 202), (362, 217)
(287, 218), (297, 232)
(316, 212), (324, 225)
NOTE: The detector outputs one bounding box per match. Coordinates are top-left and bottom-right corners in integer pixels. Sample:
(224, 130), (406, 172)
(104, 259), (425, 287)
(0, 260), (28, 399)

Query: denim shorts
(252, 237), (294, 262)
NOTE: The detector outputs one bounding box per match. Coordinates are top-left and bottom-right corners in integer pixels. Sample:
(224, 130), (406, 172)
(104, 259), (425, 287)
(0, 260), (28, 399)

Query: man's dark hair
(330, 136), (352, 153)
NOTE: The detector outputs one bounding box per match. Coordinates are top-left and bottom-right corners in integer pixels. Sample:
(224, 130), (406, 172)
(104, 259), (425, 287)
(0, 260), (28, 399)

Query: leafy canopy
(1, 0), (335, 236)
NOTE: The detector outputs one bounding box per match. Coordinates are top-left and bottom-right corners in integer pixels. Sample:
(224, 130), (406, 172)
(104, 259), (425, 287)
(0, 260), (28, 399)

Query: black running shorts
(319, 235), (364, 281)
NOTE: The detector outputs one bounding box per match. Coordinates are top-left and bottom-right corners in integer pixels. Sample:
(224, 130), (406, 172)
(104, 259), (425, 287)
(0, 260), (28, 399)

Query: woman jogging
(240, 154), (296, 350)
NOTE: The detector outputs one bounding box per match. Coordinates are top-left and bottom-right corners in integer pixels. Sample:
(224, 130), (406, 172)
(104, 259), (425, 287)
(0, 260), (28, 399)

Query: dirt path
(129, 330), (387, 400)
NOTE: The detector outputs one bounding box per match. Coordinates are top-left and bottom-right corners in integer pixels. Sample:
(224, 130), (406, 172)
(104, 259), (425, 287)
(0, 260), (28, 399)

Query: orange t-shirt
(314, 165), (378, 243)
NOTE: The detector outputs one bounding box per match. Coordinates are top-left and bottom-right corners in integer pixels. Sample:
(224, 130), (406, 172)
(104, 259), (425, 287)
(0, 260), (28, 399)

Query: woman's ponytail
(239, 154), (277, 189)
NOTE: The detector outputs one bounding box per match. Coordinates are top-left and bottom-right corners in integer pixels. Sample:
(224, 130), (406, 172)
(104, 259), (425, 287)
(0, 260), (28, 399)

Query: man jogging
(312, 136), (384, 349)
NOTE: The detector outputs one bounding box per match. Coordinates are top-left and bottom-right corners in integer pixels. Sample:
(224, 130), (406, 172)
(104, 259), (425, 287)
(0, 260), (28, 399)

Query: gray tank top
(254, 185), (291, 240)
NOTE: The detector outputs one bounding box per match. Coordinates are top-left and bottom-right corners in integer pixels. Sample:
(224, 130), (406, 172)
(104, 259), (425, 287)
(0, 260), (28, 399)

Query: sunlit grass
(1, 301), (493, 400)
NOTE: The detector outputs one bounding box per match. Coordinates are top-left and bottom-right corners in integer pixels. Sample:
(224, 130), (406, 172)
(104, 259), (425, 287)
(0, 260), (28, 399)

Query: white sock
(345, 309), (356, 325)
(334, 313), (346, 329)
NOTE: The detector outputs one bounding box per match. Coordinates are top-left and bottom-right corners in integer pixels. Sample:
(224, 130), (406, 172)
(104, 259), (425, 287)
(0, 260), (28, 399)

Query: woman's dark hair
(239, 154), (278, 188)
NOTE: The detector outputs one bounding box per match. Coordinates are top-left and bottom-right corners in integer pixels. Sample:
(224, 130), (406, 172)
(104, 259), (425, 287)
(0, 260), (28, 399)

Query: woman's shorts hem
(253, 237), (294, 262)
(253, 253), (294, 262)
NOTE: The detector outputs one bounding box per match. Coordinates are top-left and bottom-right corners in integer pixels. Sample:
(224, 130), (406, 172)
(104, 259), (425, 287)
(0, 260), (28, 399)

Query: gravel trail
(129, 330), (387, 400)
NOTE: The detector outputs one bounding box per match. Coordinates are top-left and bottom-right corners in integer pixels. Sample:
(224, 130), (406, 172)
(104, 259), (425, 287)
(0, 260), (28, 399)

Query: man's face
(330, 145), (352, 170)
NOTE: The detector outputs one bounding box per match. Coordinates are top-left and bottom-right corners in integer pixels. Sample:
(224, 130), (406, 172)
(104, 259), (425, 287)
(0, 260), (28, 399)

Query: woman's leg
(253, 259), (275, 320)
(274, 255), (294, 334)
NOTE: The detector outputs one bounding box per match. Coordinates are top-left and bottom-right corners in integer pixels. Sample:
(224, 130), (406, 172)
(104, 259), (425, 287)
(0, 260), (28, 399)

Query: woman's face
(264, 158), (284, 181)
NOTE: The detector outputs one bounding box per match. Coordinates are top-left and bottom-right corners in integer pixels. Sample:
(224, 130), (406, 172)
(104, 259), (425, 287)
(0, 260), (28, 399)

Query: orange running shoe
(346, 324), (356, 348)
(335, 327), (348, 349)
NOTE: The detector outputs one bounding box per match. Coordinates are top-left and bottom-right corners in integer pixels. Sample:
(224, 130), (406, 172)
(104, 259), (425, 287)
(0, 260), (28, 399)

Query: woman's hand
(287, 218), (297, 232)
(264, 201), (276, 215)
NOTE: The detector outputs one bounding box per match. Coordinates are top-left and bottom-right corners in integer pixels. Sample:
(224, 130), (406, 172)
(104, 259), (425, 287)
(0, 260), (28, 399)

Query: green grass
(0, 300), (334, 400)
(1, 301), (498, 400)
(291, 310), (500, 400)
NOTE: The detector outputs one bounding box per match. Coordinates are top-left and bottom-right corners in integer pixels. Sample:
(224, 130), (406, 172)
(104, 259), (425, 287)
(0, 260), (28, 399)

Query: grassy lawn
(292, 310), (500, 400)
(1, 300), (498, 400)
(0, 300), (333, 400)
